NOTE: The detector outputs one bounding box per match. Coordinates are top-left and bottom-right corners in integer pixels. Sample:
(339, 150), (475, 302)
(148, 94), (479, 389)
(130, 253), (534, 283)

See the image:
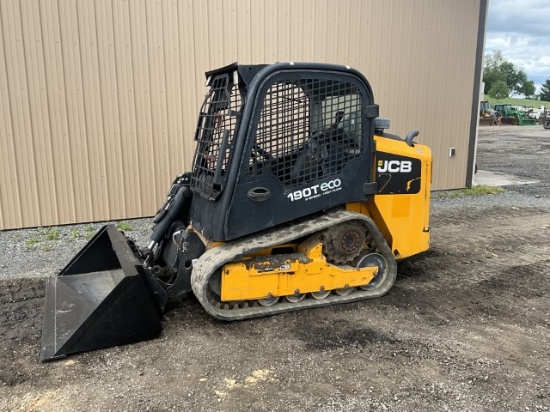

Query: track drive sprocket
(322, 222), (367, 264)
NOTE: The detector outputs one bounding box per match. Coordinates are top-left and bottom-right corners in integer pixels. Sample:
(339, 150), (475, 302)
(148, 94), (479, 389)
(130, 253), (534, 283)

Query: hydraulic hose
(149, 186), (192, 244)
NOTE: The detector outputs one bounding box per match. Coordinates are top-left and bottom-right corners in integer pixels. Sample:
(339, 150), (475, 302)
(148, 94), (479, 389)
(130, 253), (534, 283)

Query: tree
(521, 80), (536, 99)
(540, 78), (550, 102)
(483, 50), (506, 94)
(500, 63), (528, 96)
(483, 50), (534, 97)
(488, 80), (509, 101)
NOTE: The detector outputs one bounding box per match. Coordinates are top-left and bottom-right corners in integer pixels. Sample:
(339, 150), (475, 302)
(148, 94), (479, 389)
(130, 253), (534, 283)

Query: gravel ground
(1, 125), (549, 411)
(0, 219), (153, 280)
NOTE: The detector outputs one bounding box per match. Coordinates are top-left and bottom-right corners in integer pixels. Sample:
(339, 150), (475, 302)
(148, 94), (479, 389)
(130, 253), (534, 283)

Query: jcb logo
(377, 160), (412, 173)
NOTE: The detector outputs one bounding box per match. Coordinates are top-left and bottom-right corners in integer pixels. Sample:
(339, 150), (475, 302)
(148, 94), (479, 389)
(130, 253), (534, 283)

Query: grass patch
(25, 226), (60, 246)
(69, 227), (83, 240)
(464, 185), (505, 196)
(435, 185), (505, 199)
(68, 225), (97, 240)
(39, 226), (61, 241)
(483, 95), (550, 109)
(83, 224), (96, 240)
(25, 236), (41, 247)
(116, 221), (134, 232)
(25, 224), (100, 250)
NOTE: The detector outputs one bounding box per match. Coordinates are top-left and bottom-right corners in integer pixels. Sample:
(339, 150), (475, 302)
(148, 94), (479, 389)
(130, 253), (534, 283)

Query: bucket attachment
(40, 225), (167, 362)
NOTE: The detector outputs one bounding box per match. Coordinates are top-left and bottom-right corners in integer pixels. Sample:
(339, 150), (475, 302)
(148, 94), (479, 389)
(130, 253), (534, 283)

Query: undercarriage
(191, 210), (397, 320)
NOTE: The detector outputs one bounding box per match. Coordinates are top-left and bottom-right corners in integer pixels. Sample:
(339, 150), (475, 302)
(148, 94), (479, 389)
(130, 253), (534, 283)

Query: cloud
(486, 0), (550, 86)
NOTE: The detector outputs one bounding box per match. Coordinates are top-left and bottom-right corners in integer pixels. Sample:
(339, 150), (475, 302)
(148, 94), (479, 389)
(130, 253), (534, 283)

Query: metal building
(0, 0), (487, 230)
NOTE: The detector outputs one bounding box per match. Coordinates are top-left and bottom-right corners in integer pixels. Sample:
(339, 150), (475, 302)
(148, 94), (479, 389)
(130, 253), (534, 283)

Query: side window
(249, 82), (310, 185)
(316, 94), (362, 146)
(191, 74), (243, 200)
(247, 78), (363, 188)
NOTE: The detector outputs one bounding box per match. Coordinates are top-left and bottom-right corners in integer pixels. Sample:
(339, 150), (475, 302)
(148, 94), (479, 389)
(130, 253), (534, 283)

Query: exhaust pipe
(40, 225), (167, 362)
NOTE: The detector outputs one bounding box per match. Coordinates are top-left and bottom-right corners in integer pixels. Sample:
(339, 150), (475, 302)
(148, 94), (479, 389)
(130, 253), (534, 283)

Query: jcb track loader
(40, 62), (432, 362)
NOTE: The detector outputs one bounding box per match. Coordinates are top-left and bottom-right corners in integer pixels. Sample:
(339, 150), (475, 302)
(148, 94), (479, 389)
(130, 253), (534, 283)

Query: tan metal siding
(0, 0), (483, 229)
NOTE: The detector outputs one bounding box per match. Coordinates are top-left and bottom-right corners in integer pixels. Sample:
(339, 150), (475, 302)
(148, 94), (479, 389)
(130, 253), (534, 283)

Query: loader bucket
(40, 225), (166, 362)
(500, 116), (518, 126)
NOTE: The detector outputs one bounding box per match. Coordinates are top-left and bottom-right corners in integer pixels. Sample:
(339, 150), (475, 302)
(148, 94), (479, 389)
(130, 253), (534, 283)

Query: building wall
(0, 0), (486, 229)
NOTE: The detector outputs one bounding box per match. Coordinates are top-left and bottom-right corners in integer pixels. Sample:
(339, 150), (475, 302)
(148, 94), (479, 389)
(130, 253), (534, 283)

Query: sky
(485, 0), (550, 91)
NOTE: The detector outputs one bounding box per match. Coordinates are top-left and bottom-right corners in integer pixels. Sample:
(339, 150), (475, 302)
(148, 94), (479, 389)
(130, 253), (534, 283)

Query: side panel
(220, 241), (377, 301)
(348, 135), (431, 259)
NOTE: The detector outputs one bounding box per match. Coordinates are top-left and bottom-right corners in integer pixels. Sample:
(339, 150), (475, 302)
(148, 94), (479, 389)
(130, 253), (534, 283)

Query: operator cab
(189, 62), (380, 241)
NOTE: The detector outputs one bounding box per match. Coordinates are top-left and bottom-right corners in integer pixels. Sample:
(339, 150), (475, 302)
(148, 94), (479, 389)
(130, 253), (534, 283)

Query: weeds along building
(0, 0), (487, 229)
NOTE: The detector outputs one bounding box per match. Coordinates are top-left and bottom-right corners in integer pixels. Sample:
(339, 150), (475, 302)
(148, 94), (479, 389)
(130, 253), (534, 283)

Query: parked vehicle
(540, 109), (550, 129)
(493, 104), (537, 126)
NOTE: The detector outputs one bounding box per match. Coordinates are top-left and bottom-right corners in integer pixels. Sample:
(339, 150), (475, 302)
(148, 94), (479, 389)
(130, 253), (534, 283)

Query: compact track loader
(41, 62), (432, 361)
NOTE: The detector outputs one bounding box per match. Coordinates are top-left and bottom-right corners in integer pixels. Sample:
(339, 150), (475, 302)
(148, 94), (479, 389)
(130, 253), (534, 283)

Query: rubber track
(191, 210), (397, 321)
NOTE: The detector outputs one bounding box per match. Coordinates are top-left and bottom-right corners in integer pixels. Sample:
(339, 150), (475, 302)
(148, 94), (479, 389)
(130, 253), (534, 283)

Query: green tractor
(493, 104), (537, 126)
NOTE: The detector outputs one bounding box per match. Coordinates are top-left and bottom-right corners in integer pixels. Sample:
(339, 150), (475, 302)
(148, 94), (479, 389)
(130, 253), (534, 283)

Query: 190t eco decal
(287, 178), (342, 202)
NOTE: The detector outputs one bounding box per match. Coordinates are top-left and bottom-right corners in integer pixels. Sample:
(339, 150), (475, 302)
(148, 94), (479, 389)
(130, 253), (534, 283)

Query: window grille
(248, 79), (363, 188)
(191, 74), (242, 200)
